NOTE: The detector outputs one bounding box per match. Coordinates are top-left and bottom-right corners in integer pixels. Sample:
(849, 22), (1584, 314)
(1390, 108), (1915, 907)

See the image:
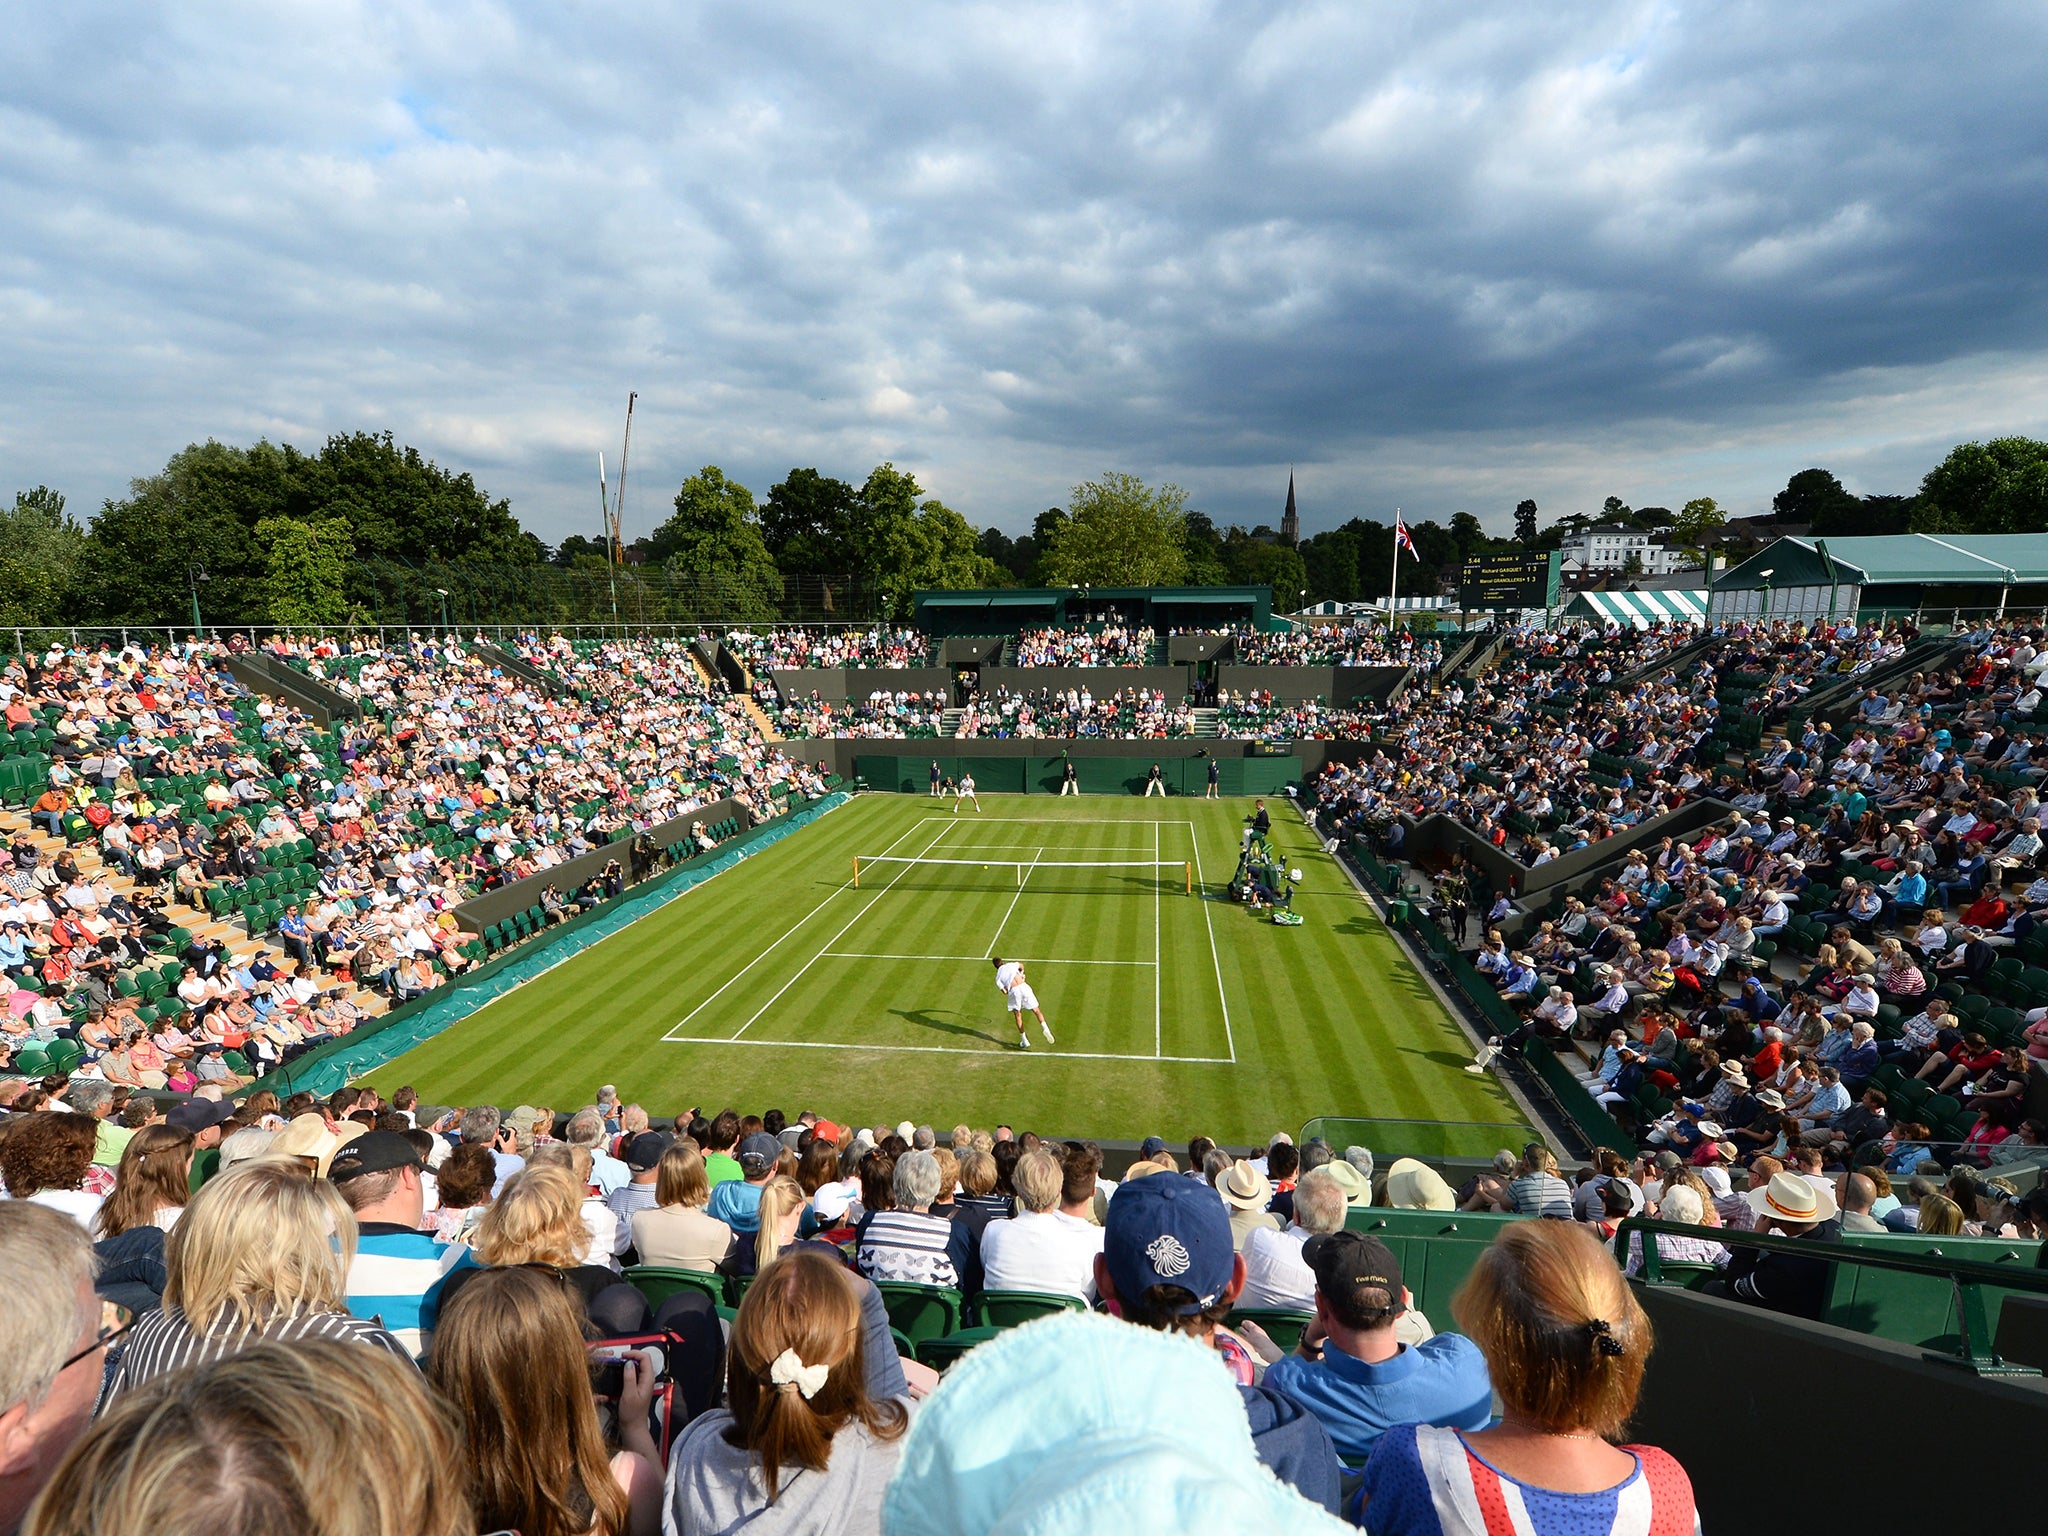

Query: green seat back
(974, 1290), (1087, 1328)
(874, 1282), (964, 1345)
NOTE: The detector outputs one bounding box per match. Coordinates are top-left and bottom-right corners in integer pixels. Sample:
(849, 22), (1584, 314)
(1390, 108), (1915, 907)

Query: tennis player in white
(954, 772), (981, 814)
(991, 956), (1053, 1048)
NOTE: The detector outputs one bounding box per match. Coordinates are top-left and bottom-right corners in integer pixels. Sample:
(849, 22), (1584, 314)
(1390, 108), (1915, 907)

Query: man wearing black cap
(1262, 1231), (1492, 1461)
(1096, 1172), (1341, 1512)
(707, 1132), (783, 1235)
(330, 1131), (458, 1357)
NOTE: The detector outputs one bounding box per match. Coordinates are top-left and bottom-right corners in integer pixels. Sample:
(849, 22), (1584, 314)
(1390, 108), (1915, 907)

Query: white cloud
(0, 1), (2045, 545)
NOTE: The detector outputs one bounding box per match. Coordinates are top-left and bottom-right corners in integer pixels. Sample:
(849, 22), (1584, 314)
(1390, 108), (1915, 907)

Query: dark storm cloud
(1, 1), (2045, 539)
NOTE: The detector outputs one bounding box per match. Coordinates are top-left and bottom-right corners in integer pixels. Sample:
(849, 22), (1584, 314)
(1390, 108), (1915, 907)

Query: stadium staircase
(0, 804), (390, 1025)
(742, 695), (782, 742)
(1191, 707), (1221, 738)
(941, 707), (967, 737)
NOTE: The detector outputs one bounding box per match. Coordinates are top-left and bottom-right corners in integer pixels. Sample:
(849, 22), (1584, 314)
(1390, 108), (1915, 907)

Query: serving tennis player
(992, 956), (1053, 1049)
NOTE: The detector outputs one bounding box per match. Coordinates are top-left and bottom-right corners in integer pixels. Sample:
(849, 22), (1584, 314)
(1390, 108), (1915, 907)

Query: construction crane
(596, 391), (637, 634)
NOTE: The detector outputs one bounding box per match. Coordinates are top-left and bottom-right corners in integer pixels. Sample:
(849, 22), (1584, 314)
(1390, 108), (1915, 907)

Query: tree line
(3, 432), (2044, 629)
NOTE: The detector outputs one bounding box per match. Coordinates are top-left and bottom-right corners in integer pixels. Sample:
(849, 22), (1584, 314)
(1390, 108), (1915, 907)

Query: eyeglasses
(60, 1315), (133, 1373)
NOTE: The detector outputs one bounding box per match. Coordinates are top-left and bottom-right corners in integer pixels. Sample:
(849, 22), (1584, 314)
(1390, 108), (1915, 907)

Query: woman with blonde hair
(429, 1266), (661, 1536)
(435, 1164), (650, 1335)
(1358, 1220), (1697, 1532)
(631, 1140), (733, 1273)
(723, 1175), (817, 1282)
(29, 1340), (471, 1536)
(1917, 1192), (1965, 1235)
(668, 1250), (912, 1535)
(100, 1160), (411, 1405)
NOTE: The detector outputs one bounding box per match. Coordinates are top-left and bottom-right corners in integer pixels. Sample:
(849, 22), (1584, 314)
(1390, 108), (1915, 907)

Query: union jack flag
(1395, 513), (1416, 559)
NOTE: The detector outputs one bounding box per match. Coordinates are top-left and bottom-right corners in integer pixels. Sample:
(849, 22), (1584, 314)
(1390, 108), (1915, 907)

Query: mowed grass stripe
(364, 795), (1522, 1146)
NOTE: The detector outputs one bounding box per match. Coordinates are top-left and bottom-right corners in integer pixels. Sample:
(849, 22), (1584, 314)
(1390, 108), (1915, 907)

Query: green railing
(1616, 1217), (2048, 1376)
(1298, 1116), (1538, 1161)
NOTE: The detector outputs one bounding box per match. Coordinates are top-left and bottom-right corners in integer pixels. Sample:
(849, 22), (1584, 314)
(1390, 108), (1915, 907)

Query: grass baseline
(361, 795), (1523, 1146)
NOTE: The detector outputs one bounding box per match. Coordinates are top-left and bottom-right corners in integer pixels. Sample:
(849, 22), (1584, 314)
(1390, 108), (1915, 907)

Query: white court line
(984, 846), (1044, 958)
(661, 812), (929, 1041)
(821, 952), (1153, 966)
(914, 818), (1195, 827)
(1187, 822), (1236, 1064)
(726, 820), (957, 1041)
(1152, 819), (1162, 1057)
(657, 1035), (1233, 1065)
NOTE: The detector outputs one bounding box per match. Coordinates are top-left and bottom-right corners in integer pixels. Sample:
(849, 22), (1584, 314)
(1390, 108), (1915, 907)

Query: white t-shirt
(1236, 1223), (1314, 1309)
(978, 1211), (1103, 1302)
(995, 961), (1023, 996)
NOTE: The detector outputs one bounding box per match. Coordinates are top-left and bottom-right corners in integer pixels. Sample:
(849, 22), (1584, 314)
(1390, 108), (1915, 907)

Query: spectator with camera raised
(430, 1264), (661, 1536)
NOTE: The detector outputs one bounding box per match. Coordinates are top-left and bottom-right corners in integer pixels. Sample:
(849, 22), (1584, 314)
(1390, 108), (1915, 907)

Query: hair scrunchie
(1583, 1318), (1626, 1357)
(768, 1348), (830, 1399)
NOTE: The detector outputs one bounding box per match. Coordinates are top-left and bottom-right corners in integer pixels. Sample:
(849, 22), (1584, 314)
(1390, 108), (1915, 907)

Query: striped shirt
(347, 1225), (466, 1356)
(1358, 1422), (1700, 1535)
(856, 1209), (960, 1287)
(101, 1306), (415, 1407)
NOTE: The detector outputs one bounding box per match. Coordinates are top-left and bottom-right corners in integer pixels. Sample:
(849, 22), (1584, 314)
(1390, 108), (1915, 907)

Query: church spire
(1280, 471), (1299, 548)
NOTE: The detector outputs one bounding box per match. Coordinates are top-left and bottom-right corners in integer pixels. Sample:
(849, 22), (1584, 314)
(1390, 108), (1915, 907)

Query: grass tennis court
(363, 796), (1525, 1147)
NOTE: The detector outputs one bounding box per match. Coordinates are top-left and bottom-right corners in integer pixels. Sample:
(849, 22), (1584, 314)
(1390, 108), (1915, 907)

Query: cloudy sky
(4, 2), (2046, 545)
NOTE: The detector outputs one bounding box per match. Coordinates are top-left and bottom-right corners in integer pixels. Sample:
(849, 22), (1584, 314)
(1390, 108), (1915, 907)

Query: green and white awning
(1565, 589), (1708, 628)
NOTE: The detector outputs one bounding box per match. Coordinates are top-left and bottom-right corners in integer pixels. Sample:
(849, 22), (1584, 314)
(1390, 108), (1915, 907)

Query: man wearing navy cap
(1095, 1172), (1342, 1514)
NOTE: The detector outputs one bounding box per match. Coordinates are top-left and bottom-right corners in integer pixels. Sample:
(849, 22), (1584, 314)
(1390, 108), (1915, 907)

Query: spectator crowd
(0, 1076), (1718, 1534)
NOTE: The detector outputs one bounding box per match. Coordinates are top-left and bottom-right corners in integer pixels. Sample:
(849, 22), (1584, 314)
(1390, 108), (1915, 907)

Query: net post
(852, 857), (859, 889)
(1185, 860), (1192, 895)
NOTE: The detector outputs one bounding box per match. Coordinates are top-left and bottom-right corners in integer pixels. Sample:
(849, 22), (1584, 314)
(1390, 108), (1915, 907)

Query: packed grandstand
(4, 609), (2048, 1534)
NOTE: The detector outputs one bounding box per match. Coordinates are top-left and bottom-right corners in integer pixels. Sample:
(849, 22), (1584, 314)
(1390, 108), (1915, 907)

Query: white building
(1556, 526), (1695, 577)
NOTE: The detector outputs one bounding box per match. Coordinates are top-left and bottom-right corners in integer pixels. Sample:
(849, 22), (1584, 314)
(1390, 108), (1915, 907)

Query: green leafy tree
(1914, 439), (2048, 534)
(1448, 512), (1488, 560)
(83, 440), (276, 622)
(1772, 469), (1856, 528)
(1601, 496), (1632, 521)
(648, 466), (783, 620)
(256, 516), (354, 626)
(1041, 473), (1190, 588)
(308, 431), (539, 566)
(0, 487), (87, 626)
(83, 434), (536, 623)
(1178, 511), (1229, 586)
(1220, 528), (1308, 604)
(1669, 497), (1726, 560)
(761, 468), (858, 575)
(906, 496), (1003, 593)
(551, 534), (611, 568)
(1300, 527), (1360, 604)
(1513, 499), (1539, 543)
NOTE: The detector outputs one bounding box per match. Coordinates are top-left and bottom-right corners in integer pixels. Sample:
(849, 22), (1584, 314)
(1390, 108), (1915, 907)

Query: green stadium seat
(1226, 1308), (1315, 1352)
(622, 1266), (730, 1311)
(973, 1291), (1088, 1328)
(875, 1282), (964, 1346)
(915, 1326), (1000, 1372)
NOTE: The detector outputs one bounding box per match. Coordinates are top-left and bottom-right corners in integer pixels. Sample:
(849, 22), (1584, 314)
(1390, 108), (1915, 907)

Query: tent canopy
(1565, 589), (1708, 628)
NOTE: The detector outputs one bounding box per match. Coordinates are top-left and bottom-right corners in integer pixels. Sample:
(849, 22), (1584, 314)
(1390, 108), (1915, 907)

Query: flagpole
(1388, 509), (1401, 633)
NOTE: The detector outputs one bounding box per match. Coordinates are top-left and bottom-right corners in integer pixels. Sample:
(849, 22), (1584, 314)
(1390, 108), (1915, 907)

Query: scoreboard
(1460, 550), (1561, 610)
